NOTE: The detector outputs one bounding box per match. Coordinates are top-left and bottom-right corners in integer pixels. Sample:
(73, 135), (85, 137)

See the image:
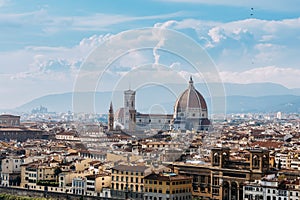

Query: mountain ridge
(12, 82), (300, 114)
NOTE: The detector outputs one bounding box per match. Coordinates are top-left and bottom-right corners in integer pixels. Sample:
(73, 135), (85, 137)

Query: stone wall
(0, 186), (121, 200)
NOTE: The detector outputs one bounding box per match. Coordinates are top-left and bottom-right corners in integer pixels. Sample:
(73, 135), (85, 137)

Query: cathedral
(109, 77), (211, 132)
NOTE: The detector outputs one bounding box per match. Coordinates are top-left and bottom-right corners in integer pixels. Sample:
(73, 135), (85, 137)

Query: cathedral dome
(174, 77), (207, 112)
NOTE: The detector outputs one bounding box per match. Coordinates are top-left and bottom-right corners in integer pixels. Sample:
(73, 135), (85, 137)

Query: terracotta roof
(251, 141), (283, 149)
(144, 173), (191, 181)
(112, 165), (149, 173)
(174, 77), (207, 111)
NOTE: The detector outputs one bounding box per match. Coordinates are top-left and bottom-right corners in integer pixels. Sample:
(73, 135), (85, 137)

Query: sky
(1, 0), (300, 109)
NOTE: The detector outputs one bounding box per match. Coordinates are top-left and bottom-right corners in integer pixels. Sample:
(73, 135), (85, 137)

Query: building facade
(113, 77), (210, 132)
(172, 147), (270, 200)
(111, 165), (149, 200)
(0, 114), (20, 126)
(144, 172), (192, 200)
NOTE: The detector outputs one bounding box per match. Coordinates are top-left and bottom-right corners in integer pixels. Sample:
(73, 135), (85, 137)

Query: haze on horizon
(1, 0), (300, 109)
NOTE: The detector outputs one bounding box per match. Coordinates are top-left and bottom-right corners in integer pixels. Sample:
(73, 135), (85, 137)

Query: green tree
(54, 167), (62, 182)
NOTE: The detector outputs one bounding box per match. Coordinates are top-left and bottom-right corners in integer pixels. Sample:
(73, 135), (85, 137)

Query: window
(213, 177), (219, 186)
(212, 188), (219, 195)
(159, 181), (162, 185)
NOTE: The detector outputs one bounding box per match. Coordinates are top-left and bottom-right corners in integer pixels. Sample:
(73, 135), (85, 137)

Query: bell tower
(250, 149), (269, 173)
(124, 89), (136, 132)
(211, 147), (230, 168)
(108, 102), (114, 131)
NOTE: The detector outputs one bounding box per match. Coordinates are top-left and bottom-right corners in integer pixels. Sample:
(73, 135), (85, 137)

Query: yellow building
(20, 162), (61, 189)
(144, 172), (192, 200)
(111, 165), (150, 200)
(20, 162), (39, 189)
(85, 172), (111, 196)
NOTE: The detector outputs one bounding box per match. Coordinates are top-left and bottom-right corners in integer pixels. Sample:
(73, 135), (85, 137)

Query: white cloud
(10, 34), (116, 80)
(208, 27), (226, 43)
(220, 66), (300, 88)
(157, 17), (300, 71)
(2, 15), (300, 108)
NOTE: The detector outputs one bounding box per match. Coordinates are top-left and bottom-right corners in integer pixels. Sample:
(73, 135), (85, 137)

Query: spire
(109, 101), (113, 113)
(108, 102), (114, 131)
(189, 76), (194, 88)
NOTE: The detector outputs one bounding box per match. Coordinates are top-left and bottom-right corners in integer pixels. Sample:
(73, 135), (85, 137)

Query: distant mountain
(15, 82), (300, 114)
(221, 82), (300, 96)
(192, 82), (300, 97)
(225, 95), (300, 113)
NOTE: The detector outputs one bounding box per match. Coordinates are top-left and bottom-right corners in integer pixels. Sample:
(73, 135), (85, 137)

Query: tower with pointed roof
(108, 102), (114, 131)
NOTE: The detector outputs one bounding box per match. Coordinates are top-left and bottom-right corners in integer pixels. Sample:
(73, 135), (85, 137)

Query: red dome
(174, 77), (207, 112)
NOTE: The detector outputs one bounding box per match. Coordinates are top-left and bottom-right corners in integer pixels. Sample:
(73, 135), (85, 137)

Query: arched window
(213, 153), (220, 165)
(253, 155), (260, 167)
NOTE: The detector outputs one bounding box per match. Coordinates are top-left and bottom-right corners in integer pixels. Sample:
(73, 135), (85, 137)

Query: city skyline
(1, 0), (300, 109)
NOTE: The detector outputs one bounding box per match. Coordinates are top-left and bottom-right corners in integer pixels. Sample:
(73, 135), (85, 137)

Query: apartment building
(144, 172), (192, 200)
(111, 165), (150, 200)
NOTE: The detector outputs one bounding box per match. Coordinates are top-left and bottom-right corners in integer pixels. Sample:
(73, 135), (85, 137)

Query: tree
(54, 167), (62, 182)
(277, 160), (282, 169)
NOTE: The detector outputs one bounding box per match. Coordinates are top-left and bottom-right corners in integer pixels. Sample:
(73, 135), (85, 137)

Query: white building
(1, 156), (24, 186)
(243, 177), (300, 200)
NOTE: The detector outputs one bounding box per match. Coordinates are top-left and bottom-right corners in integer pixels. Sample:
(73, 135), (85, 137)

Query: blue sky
(1, 0), (300, 109)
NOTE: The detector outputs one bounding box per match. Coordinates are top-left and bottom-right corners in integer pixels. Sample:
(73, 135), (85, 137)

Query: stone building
(0, 114), (20, 126)
(144, 172), (192, 200)
(111, 165), (150, 200)
(113, 77), (210, 132)
(172, 147), (270, 200)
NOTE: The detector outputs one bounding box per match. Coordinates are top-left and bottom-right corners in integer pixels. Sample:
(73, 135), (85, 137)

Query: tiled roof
(112, 165), (149, 173)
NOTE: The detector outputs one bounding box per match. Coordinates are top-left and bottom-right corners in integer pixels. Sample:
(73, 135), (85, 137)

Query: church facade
(110, 77), (210, 132)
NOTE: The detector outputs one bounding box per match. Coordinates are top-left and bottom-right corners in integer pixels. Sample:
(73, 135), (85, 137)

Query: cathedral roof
(174, 77), (207, 111)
